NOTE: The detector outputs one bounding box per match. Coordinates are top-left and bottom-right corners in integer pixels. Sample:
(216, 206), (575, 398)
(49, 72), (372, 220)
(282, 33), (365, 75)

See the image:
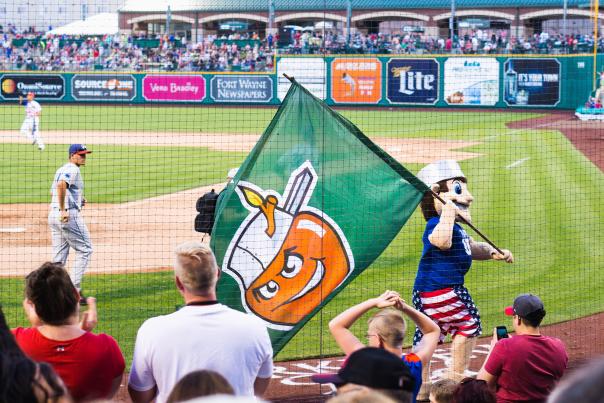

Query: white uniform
(20, 100), (45, 150)
(48, 162), (92, 288)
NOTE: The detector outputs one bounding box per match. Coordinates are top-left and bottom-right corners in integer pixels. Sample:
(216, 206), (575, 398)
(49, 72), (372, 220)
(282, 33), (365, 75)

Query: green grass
(0, 105), (602, 364)
(0, 104), (535, 138)
(0, 144), (247, 203)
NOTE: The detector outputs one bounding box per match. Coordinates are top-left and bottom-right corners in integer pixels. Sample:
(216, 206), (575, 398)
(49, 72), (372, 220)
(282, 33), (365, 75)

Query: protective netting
(0, 1), (603, 401)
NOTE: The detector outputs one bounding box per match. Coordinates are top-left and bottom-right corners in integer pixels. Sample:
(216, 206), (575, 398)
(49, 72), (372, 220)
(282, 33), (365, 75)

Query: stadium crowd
(0, 240), (600, 403)
(0, 21), (602, 72)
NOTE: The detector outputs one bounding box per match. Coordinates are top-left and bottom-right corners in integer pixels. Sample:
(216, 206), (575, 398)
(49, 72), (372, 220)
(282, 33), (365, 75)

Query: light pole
(449, 0), (456, 40)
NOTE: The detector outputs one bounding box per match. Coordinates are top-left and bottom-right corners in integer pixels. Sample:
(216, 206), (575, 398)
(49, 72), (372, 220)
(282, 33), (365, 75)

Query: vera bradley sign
(142, 75), (205, 102)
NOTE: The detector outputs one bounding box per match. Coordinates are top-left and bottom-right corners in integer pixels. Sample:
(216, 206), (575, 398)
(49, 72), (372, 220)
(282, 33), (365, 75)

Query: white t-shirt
(50, 162), (84, 210)
(128, 304), (273, 403)
(24, 100), (41, 118)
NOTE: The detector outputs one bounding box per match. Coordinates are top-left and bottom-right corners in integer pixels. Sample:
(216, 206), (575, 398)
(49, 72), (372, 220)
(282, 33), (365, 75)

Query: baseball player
(19, 92), (45, 151)
(48, 144), (93, 304)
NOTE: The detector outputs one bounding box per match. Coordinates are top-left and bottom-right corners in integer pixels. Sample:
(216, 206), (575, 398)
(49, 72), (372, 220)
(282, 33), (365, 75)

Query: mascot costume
(413, 160), (514, 398)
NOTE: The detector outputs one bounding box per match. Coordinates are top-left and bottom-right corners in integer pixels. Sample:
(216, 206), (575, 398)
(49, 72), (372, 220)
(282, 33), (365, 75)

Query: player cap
(311, 347), (415, 391)
(69, 144), (92, 156)
(417, 160), (466, 187)
(504, 294), (545, 318)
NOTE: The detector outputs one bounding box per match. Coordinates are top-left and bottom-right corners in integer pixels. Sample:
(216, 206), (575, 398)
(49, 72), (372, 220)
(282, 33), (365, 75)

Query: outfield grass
(0, 105), (602, 364)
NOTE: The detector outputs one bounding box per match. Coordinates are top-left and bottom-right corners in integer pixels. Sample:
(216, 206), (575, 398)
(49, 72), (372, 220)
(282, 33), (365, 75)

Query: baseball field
(0, 103), (602, 372)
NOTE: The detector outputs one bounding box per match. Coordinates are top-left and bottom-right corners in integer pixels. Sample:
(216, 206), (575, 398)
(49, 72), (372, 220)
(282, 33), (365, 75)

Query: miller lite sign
(387, 59), (439, 104)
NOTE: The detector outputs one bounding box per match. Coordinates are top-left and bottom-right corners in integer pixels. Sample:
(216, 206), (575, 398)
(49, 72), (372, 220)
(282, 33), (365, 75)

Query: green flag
(211, 79), (428, 353)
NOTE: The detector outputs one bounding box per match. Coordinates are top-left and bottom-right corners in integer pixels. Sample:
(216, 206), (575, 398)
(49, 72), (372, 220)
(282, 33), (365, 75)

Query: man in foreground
(477, 294), (568, 402)
(128, 241), (273, 403)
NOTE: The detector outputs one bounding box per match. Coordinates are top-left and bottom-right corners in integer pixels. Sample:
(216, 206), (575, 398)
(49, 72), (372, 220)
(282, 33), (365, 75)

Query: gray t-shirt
(50, 162), (83, 210)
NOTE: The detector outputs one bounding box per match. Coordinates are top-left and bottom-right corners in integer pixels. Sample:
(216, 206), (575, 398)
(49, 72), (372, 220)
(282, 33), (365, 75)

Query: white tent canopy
(47, 13), (119, 36)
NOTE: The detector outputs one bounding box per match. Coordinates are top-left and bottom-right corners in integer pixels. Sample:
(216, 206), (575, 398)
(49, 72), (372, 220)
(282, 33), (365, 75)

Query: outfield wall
(0, 54), (600, 109)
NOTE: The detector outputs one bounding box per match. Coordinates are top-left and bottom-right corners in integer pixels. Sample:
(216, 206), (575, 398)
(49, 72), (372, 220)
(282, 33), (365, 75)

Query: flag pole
(430, 190), (504, 255)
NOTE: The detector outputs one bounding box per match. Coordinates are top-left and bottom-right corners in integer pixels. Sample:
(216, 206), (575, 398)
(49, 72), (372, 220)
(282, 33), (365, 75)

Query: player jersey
(23, 100), (41, 118)
(50, 162), (84, 210)
(414, 216), (473, 292)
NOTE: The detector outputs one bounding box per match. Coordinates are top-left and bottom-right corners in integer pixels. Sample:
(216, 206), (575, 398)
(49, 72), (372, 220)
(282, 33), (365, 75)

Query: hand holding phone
(496, 325), (509, 340)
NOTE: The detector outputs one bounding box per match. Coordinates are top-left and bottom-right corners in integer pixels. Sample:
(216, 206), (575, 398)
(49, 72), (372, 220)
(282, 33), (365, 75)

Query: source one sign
(143, 75), (205, 102)
(210, 76), (273, 103)
(0, 74), (65, 99)
(72, 75), (136, 101)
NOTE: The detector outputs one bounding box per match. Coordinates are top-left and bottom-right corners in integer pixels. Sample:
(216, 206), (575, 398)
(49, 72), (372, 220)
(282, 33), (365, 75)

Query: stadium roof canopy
(47, 13), (119, 36)
(120, 0), (589, 13)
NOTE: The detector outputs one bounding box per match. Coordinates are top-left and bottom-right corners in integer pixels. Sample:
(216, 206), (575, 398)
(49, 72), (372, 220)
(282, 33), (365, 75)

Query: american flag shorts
(412, 285), (482, 346)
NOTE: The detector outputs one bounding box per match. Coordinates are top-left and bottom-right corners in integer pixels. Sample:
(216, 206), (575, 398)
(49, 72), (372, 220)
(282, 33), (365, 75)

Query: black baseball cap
(504, 294), (545, 318)
(69, 144), (92, 156)
(311, 347), (415, 392)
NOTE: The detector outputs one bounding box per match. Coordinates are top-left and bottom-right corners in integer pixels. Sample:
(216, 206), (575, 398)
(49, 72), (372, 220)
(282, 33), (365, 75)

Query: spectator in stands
(452, 378), (495, 403)
(128, 241), (273, 403)
(314, 347), (416, 403)
(166, 370), (234, 403)
(324, 290), (440, 402)
(547, 357), (604, 403)
(477, 294), (568, 402)
(12, 262), (125, 402)
(0, 306), (72, 403)
(429, 379), (457, 403)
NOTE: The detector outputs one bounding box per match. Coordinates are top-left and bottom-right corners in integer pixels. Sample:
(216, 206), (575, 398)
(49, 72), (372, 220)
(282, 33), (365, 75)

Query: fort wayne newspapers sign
(72, 75), (136, 101)
(210, 76), (273, 103)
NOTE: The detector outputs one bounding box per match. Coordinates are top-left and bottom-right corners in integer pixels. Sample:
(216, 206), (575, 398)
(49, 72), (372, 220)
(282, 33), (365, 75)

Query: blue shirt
(403, 353), (423, 403)
(414, 217), (473, 292)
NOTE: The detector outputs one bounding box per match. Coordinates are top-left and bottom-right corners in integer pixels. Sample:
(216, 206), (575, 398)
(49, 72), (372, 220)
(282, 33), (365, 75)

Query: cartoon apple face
(245, 211), (350, 325)
(435, 178), (474, 223)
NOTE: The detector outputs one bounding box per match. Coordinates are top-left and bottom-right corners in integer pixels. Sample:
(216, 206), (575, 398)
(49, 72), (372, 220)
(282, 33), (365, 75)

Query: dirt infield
(110, 311), (604, 402)
(0, 130), (481, 277)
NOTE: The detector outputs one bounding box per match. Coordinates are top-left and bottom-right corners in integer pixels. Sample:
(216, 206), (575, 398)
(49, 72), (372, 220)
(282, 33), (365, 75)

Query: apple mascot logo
(223, 161), (354, 330)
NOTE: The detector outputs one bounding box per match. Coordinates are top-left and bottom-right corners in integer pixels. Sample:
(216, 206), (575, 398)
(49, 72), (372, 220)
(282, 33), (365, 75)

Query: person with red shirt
(477, 294), (568, 403)
(12, 262), (125, 402)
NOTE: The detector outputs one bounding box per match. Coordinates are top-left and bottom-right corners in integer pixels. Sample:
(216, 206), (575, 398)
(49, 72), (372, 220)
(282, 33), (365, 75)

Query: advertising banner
(0, 74), (65, 99)
(331, 58), (381, 104)
(143, 75), (205, 102)
(277, 57), (326, 100)
(72, 74), (136, 101)
(504, 58), (560, 106)
(444, 58), (499, 105)
(387, 59), (439, 104)
(210, 76), (272, 103)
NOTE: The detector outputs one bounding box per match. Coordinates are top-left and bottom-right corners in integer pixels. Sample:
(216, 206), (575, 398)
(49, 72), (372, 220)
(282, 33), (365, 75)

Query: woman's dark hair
(25, 262), (78, 326)
(453, 378), (496, 403)
(0, 306), (24, 359)
(1, 356), (68, 403)
(166, 370), (234, 403)
(420, 177), (466, 221)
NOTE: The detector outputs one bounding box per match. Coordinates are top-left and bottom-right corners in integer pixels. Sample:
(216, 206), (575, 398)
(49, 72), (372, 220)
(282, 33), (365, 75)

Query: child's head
(367, 308), (406, 349)
(429, 379), (457, 403)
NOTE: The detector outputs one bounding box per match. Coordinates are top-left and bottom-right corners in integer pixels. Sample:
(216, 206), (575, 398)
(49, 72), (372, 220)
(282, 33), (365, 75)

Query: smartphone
(496, 325), (509, 340)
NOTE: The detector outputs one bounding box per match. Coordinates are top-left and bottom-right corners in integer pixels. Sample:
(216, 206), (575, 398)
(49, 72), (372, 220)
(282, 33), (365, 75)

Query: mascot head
(417, 160), (474, 223)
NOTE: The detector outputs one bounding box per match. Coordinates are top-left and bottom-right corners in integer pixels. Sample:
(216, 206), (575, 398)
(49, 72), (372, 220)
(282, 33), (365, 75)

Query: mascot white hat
(417, 160), (466, 187)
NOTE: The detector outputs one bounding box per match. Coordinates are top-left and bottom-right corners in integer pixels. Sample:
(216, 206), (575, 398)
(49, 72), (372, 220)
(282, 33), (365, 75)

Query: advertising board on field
(387, 58), (439, 104)
(0, 74), (65, 100)
(444, 58), (499, 106)
(277, 58), (326, 100)
(503, 58), (560, 107)
(142, 75), (205, 102)
(72, 74), (136, 101)
(331, 58), (381, 104)
(210, 76), (272, 103)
